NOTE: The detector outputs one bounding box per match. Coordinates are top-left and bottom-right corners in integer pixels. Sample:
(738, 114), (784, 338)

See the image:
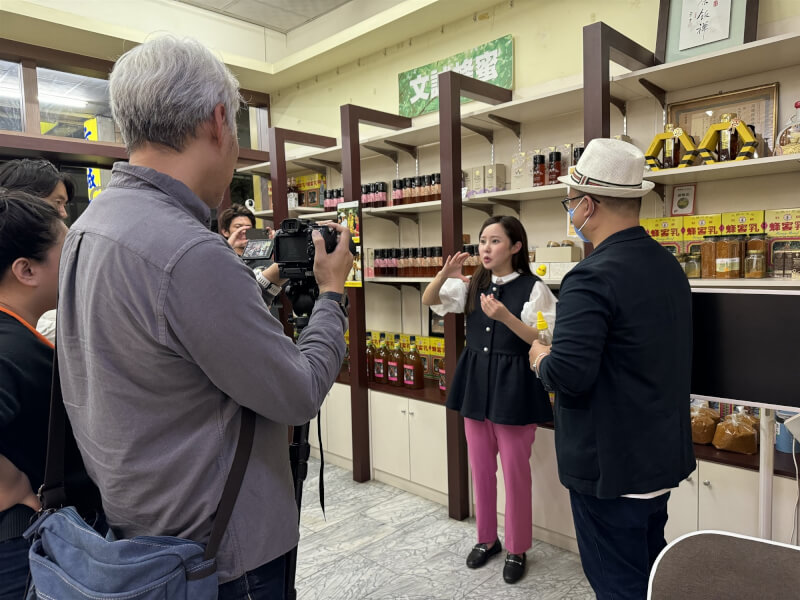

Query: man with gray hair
(57, 36), (353, 599)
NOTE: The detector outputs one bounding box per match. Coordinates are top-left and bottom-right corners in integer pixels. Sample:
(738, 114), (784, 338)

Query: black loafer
(503, 552), (526, 583)
(466, 538), (502, 569)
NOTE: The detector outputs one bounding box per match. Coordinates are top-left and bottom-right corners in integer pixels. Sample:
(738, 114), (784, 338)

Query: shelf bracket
(639, 78), (667, 110)
(610, 95), (627, 117)
(463, 202), (493, 216)
(384, 140), (418, 160)
(652, 182), (665, 203)
(362, 144), (399, 165)
(461, 122), (494, 145)
(293, 161), (328, 176)
(491, 199), (521, 214)
(486, 114), (521, 138)
(309, 158), (342, 174)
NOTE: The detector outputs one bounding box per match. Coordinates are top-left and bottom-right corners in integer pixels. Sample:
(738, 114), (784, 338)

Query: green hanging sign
(398, 34), (513, 118)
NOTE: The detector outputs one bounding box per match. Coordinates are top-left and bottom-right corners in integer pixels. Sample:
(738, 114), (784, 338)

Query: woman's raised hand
(439, 252), (470, 282)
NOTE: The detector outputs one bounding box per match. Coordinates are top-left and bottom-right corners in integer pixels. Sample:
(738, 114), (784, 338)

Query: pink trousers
(464, 417), (537, 555)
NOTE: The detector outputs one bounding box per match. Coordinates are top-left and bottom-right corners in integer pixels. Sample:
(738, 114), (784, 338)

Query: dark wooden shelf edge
(334, 366), (445, 405)
(539, 419), (797, 479)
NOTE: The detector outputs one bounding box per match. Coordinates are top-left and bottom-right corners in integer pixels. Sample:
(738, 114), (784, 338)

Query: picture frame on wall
(667, 83), (778, 156)
(655, 0), (759, 64)
(671, 184), (696, 216)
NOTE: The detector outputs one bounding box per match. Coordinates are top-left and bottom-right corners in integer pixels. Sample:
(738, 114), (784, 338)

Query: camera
(272, 218), (343, 280)
(271, 218), (356, 323)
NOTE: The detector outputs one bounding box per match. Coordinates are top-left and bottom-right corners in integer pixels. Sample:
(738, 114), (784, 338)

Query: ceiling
(176, 0), (356, 33)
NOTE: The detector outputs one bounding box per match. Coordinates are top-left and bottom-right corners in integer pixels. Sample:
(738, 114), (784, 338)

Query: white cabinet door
(325, 383), (352, 460)
(408, 399), (448, 493)
(370, 391), (410, 480)
(531, 427), (576, 540)
(665, 466), (698, 542)
(772, 474), (800, 544)
(698, 461), (759, 536)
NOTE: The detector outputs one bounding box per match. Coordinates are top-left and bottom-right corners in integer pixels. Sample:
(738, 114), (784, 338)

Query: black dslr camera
(271, 218), (356, 324)
(273, 218), (341, 280)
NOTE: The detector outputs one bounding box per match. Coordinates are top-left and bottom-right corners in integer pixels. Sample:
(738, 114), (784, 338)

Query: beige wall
(269, 0), (800, 136)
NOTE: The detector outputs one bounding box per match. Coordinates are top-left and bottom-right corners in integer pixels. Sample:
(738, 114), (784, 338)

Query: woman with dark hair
(422, 215), (557, 585)
(0, 159), (75, 220)
(0, 158), (75, 343)
(0, 190), (67, 599)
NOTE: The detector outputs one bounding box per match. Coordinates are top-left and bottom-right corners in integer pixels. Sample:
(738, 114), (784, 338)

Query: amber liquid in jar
(745, 250), (766, 278)
(700, 237), (717, 279)
(533, 155), (546, 187)
(403, 336), (425, 390)
(548, 152), (562, 185)
(715, 237), (740, 279)
(662, 123), (680, 168)
(718, 113), (739, 161)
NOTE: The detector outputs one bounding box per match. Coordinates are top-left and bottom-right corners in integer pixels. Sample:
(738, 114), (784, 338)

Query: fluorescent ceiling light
(39, 94), (88, 108)
(0, 88), (88, 107)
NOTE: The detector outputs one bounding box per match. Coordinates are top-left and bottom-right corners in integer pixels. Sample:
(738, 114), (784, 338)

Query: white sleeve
(429, 278), (468, 316)
(520, 281), (558, 328)
(36, 309), (57, 344)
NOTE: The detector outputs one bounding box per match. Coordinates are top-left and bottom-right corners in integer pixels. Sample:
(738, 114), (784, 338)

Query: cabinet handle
(400, 409), (407, 415)
(409, 410), (415, 416)
(686, 476), (693, 483)
(703, 480), (711, 487)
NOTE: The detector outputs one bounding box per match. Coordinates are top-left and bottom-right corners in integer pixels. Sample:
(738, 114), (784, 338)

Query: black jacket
(539, 226), (695, 498)
(447, 274), (553, 425)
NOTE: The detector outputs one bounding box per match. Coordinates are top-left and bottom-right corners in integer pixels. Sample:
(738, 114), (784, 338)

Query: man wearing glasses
(529, 138), (695, 600)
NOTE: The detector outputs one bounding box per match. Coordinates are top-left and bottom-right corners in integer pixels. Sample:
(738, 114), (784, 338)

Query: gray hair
(110, 36), (242, 152)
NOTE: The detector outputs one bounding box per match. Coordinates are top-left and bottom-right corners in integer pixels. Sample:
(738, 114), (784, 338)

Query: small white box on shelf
(484, 164), (506, 192)
(535, 246), (583, 263)
(470, 166), (485, 196)
(548, 261), (579, 280)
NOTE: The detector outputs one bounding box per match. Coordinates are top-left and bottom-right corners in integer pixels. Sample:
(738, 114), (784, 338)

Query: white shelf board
(470, 183), (568, 202)
(611, 33), (800, 102)
(238, 35), (800, 180)
(689, 278), (800, 289)
(643, 154), (800, 186)
(366, 277), (435, 283)
(303, 210), (338, 220)
(252, 207), (333, 219)
(363, 200), (443, 216)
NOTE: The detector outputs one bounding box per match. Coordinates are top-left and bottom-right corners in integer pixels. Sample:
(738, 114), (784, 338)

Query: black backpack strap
(202, 408), (255, 561)
(38, 343), (68, 510)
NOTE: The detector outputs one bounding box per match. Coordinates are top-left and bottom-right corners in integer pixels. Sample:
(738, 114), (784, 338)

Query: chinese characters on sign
(398, 35), (513, 117)
(679, 0), (732, 51)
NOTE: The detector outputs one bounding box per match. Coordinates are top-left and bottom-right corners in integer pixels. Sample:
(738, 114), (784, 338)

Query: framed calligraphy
(666, 83), (778, 156)
(655, 0), (759, 64)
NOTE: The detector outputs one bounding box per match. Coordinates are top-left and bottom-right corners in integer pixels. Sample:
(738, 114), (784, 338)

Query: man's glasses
(561, 194), (599, 212)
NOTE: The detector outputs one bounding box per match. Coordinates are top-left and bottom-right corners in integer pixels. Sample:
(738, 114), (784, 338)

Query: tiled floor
(295, 458), (594, 599)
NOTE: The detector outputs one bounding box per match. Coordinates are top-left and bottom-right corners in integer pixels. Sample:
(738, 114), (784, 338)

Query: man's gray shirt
(57, 163), (346, 582)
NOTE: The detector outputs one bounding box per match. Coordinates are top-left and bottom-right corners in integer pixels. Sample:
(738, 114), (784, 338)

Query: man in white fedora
(530, 138), (695, 599)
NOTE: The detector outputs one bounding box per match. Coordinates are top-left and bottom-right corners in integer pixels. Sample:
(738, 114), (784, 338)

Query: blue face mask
(568, 197), (592, 243)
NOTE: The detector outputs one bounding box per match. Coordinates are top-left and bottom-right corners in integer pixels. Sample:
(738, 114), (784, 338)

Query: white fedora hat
(558, 138), (655, 198)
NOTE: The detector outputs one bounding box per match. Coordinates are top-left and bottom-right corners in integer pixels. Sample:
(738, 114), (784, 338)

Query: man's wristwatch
(254, 268), (283, 300)
(318, 291), (349, 317)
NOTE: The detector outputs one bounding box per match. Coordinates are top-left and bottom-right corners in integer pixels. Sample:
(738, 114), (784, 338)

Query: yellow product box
(428, 336), (446, 379)
(399, 334), (412, 354)
(644, 217), (683, 254)
(721, 210), (765, 236)
(683, 214), (721, 253)
(765, 208), (800, 237)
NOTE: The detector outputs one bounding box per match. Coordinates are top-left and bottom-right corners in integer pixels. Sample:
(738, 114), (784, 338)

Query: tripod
(282, 298), (316, 600)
